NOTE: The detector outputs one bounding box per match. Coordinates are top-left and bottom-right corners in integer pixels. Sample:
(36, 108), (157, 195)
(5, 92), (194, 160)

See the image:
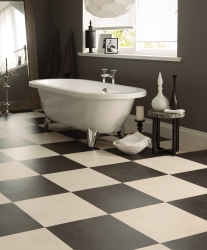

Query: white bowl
(113, 140), (148, 155)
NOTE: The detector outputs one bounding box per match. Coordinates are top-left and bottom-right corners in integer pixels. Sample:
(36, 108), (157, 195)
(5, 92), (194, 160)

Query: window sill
(78, 52), (182, 62)
(1, 63), (28, 75)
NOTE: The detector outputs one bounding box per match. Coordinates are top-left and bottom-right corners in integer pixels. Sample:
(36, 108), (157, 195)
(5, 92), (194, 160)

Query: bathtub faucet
(101, 68), (117, 84)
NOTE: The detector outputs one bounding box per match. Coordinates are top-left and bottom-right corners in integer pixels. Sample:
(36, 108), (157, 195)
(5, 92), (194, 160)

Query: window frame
(83, 0), (178, 57)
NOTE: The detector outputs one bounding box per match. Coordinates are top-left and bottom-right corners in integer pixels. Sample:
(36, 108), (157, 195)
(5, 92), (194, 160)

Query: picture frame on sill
(105, 38), (118, 54)
(97, 34), (112, 53)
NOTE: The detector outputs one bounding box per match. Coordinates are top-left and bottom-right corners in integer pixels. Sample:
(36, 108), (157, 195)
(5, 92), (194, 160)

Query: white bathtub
(29, 79), (146, 134)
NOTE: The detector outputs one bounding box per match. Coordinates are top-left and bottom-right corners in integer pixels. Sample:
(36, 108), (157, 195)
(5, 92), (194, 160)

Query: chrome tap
(101, 68), (117, 84)
(108, 69), (117, 84)
(101, 68), (109, 83)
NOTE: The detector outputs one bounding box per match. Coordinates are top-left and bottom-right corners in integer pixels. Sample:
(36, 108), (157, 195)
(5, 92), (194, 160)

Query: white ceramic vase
(151, 72), (169, 112)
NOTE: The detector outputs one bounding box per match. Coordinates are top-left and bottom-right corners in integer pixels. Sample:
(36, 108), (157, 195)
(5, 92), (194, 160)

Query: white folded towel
(117, 132), (151, 146)
(164, 109), (185, 115)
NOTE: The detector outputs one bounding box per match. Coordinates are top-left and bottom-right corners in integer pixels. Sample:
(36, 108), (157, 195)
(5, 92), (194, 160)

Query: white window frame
(0, 4), (27, 68)
(82, 0), (178, 58)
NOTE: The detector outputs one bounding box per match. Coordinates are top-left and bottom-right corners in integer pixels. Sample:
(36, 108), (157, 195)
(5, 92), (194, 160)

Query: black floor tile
(20, 156), (86, 175)
(178, 150), (207, 165)
(23, 117), (54, 125)
(7, 125), (52, 135)
(23, 117), (45, 125)
(59, 130), (87, 140)
(0, 176), (68, 202)
(24, 117), (56, 125)
(59, 129), (109, 140)
(93, 161), (165, 182)
(105, 147), (167, 161)
(173, 168), (207, 188)
(74, 184), (162, 213)
(169, 194), (207, 220)
(164, 232), (207, 250)
(42, 140), (98, 154)
(0, 152), (15, 163)
(48, 215), (157, 250)
(0, 203), (42, 237)
(0, 136), (35, 149)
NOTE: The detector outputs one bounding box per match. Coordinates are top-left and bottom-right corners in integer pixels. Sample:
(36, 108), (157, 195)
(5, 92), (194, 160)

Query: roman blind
(91, 6), (135, 30)
(135, 0), (178, 42)
(91, 0), (177, 42)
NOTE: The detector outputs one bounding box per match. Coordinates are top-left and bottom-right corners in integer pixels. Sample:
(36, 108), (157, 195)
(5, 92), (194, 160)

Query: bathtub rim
(29, 79), (147, 100)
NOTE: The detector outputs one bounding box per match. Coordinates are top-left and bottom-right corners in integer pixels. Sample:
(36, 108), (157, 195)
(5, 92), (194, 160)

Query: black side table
(148, 109), (185, 156)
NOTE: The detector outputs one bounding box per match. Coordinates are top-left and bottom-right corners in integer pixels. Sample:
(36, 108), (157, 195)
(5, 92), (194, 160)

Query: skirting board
(126, 115), (207, 150)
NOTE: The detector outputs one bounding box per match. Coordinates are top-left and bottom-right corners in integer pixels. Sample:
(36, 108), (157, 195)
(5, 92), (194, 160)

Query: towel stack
(117, 132), (151, 146)
(164, 109), (185, 115)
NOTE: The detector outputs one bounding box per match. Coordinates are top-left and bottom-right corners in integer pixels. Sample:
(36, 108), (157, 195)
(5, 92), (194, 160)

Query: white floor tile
(135, 244), (171, 250)
(112, 203), (207, 243)
(39, 123), (74, 132)
(0, 120), (35, 129)
(80, 135), (117, 149)
(0, 162), (39, 181)
(123, 120), (137, 134)
(0, 129), (17, 138)
(135, 155), (207, 174)
(0, 193), (11, 205)
(22, 132), (74, 144)
(148, 140), (204, 154)
(43, 168), (120, 192)
(15, 193), (107, 227)
(0, 145), (59, 161)
(11, 112), (45, 119)
(0, 228), (72, 250)
(125, 175), (207, 202)
(64, 150), (129, 168)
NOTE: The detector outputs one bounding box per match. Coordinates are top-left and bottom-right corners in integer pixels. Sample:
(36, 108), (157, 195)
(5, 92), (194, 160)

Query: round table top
(148, 109), (185, 119)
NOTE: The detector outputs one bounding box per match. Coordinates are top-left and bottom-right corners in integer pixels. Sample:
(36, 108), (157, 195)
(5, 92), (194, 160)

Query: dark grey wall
(1, 65), (30, 102)
(34, 0), (207, 133)
(33, 0), (50, 79)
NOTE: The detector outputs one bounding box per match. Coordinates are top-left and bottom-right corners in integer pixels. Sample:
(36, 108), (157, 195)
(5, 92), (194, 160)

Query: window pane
(135, 0), (178, 42)
(104, 30), (134, 48)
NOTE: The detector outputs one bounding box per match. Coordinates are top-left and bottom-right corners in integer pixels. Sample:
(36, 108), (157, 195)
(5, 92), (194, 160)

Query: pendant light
(84, 0), (136, 18)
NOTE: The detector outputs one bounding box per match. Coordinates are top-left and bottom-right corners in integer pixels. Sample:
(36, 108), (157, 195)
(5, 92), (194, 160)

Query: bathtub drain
(102, 88), (107, 93)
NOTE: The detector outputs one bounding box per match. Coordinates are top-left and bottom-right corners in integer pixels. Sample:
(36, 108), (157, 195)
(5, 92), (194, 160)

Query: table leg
(176, 119), (179, 151)
(157, 118), (160, 149)
(152, 117), (157, 154)
(172, 119), (177, 156)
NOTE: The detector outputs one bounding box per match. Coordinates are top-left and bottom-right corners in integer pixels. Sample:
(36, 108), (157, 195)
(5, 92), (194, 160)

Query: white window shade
(0, 5), (27, 66)
(92, 7), (135, 30)
(86, 0), (178, 56)
(136, 0), (177, 42)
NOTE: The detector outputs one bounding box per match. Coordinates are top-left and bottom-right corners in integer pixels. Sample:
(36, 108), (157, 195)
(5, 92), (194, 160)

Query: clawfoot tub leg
(87, 128), (99, 147)
(43, 115), (51, 131)
(117, 126), (125, 139)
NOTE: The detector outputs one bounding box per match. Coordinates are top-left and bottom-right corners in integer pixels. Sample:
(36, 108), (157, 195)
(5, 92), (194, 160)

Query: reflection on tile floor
(0, 110), (206, 249)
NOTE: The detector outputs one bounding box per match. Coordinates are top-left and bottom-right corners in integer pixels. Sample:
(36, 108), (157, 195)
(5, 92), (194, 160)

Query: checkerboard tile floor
(0, 110), (207, 250)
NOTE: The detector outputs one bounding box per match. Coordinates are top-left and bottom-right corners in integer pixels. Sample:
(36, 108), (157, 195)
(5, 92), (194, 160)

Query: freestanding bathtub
(29, 79), (146, 146)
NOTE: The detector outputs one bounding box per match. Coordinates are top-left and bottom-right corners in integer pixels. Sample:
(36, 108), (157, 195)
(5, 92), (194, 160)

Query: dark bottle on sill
(170, 74), (179, 110)
(85, 20), (96, 53)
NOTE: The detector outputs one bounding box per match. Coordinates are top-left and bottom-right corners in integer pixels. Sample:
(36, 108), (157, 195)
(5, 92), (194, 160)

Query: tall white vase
(151, 72), (169, 112)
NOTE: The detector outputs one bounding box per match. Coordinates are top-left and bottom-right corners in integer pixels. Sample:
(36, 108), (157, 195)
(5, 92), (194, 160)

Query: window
(0, 5), (27, 68)
(89, 0), (178, 56)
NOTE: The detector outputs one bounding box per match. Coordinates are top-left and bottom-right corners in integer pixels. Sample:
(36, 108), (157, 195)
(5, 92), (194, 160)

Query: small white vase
(151, 72), (169, 112)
